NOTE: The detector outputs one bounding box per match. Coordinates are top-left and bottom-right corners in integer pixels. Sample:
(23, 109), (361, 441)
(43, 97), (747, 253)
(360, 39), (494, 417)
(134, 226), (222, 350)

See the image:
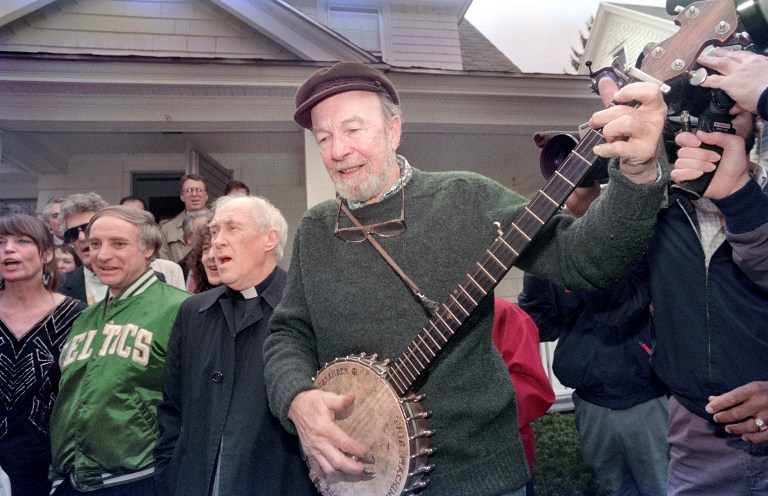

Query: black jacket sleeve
(154, 308), (185, 496)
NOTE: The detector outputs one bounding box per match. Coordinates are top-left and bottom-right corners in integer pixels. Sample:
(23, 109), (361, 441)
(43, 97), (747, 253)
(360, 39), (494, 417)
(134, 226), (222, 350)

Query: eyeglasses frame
(334, 181), (406, 243)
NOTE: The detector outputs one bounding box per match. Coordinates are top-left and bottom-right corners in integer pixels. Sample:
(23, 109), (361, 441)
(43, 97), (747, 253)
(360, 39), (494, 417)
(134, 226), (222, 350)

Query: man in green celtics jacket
(49, 205), (190, 495)
(263, 62), (669, 496)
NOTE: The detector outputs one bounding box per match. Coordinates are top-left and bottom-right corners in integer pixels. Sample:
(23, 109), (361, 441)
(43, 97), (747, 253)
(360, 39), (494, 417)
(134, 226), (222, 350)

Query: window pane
(329, 8), (380, 52)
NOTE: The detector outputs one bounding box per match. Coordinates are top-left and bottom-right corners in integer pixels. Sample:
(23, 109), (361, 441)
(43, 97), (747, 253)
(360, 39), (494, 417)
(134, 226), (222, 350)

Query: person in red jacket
(492, 297), (555, 495)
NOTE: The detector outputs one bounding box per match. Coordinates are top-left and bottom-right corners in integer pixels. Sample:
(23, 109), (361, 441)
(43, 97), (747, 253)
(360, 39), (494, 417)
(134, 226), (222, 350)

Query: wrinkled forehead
(89, 214), (141, 239)
(210, 203), (255, 228)
(310, 90), (384, 130)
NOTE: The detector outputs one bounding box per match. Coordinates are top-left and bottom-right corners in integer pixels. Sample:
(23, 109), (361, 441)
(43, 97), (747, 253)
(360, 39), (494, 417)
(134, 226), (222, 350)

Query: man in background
(59, 192), (110, 305)
(650, 48), (768, 495)
(41, 197), (66, 245)
(120, 194), (187, 290)
(518, 184), (669, 496)
(120, 196), (147, 210)
(159, 174), (209, 263)
(224, 180), (250, 196)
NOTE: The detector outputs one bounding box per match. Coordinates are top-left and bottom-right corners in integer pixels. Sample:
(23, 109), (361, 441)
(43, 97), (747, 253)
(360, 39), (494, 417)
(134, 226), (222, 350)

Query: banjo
(309, 2), (738, 494)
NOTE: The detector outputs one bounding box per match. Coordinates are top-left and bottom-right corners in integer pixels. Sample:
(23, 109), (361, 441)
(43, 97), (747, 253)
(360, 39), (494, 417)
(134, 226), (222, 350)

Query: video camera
(536, 0), (767, 196)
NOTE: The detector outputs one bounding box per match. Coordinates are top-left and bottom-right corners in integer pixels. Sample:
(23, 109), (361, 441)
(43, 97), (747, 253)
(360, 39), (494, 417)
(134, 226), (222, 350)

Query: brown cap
(294, 61), (399, 129)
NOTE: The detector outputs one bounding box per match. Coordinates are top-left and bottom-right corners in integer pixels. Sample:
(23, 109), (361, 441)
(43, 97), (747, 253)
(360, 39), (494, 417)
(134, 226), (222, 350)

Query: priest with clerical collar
(155, 194), (318, 496)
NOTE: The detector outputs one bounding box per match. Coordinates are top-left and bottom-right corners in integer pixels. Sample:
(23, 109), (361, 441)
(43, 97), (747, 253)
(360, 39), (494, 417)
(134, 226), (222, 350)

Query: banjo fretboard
(386, 128), (607, 396)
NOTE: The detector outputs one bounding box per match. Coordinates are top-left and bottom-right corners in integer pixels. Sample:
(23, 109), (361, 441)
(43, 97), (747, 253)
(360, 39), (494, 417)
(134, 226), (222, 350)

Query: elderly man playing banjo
(263, 61), (668, 496)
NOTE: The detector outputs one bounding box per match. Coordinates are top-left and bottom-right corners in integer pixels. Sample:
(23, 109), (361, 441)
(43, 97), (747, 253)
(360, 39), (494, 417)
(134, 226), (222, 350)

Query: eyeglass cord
(337, 198), (441, 317)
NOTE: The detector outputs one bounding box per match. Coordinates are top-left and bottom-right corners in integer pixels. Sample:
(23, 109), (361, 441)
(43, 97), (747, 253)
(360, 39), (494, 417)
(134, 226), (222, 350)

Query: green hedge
(531, 412), (610, 496)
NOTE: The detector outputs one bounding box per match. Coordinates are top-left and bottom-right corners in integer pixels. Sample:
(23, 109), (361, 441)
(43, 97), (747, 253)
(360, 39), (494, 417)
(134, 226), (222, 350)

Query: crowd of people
(0, 46), (766, 496)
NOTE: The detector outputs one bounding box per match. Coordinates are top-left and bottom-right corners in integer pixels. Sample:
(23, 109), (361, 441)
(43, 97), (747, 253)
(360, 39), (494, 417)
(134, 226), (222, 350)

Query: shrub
(531, 412), (610, 496)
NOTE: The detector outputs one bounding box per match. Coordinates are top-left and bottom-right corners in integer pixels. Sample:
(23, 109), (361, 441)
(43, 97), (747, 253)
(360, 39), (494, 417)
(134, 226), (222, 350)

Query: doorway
(132, 172), (184, 224)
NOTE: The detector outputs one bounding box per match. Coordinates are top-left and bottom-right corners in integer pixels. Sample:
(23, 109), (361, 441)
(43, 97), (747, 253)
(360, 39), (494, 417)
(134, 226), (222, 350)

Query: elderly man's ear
(265, 230), (279, 253)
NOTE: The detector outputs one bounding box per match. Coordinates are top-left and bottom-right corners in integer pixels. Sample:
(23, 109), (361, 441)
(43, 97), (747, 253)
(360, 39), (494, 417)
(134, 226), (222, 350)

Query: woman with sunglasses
(0, 214), (86, 496)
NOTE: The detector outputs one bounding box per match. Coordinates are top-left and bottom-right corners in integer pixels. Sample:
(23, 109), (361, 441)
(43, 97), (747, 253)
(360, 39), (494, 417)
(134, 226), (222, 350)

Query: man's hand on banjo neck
(588, 81), (667, 184)
(289, 389), (370, 476)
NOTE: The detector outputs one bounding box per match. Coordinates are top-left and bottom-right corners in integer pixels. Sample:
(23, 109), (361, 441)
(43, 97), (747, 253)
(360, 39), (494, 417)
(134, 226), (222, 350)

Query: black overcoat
(154, 267), (317, 496)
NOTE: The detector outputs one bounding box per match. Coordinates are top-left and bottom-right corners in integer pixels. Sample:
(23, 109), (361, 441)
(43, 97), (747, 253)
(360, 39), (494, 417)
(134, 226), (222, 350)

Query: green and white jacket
(49, 270), (190, 491)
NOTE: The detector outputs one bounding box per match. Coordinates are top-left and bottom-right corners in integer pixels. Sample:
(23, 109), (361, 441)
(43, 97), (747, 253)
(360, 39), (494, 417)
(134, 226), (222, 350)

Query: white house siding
(284, 0), (463, 70)
(0, 0), (297, 59)
(387, 3), (462, 69)
(36, 153), (185, 206)
(580, 4), (675, 75)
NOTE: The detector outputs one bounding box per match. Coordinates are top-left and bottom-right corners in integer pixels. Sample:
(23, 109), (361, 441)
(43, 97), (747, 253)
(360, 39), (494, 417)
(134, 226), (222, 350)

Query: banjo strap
(337, 198), (441, 317)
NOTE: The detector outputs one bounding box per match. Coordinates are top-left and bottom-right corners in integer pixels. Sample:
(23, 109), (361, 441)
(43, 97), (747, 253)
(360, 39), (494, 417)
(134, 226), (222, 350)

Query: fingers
(288, 389), (371, 477)
(597, 77), (620, 108)
(611, 81), (666, 112)
(707, 382), (768, 420)
(698, 72), (724, 91)
(696, 48), (766, 114)
(697, 47), (751, 74)
(589, 82), (665, 129)
(671, 131), (720, 174)
(741, 430), (768, 444)
(706, 382), (768, 443)
(671, 130), (750, 199)
(715, 416), (768, 439)
(589, 83), (666, 135)
(670, 160), (715, 183)
(314, 437), (370, 476)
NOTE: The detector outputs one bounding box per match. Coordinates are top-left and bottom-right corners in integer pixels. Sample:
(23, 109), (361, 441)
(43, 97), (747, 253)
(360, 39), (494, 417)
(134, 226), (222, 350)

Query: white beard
(335, 154), (398, 202)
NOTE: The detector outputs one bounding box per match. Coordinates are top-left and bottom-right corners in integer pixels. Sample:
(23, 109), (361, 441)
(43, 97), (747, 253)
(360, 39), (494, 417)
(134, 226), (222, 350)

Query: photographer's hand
(706, 381), (768, 444)
(698, 48), (768, 115)
(672, 130), (750, 200)
(589, 82), (667, 184)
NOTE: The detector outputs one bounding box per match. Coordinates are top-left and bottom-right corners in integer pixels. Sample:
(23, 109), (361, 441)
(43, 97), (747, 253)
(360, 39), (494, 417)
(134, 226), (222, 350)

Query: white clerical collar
(240, 287), (258, 299)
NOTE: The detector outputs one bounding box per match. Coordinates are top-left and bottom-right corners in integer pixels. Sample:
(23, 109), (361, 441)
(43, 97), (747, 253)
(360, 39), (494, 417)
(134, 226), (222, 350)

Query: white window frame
(322, 2), (385, 57)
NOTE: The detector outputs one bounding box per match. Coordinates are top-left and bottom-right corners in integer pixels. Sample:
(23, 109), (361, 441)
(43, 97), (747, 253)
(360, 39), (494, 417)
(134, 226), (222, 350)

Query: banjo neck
(386, 129), (608, 396)
(309, 4), (741, 495)
(384, 0), (740, 398)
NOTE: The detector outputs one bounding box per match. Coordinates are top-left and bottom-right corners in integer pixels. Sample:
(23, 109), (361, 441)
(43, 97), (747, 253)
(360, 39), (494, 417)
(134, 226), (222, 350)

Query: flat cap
(294, 61), (399, 129)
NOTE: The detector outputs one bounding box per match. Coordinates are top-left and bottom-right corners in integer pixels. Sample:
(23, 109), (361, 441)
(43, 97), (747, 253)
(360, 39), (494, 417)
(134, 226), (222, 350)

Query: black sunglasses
(335, 185), (406, 243)
(63, 223), (88, 244)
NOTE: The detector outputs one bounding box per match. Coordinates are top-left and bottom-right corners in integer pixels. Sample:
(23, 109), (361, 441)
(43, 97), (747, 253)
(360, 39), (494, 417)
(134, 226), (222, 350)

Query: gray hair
(86, 205), (163, 256)
(379, 92), (402, 122)
(41, 197), (65, 222)
(211, 195), (288, 261)
(60, 193), (109, 229)
(182, 209), (211, 241)
(378, 93), (402, 149)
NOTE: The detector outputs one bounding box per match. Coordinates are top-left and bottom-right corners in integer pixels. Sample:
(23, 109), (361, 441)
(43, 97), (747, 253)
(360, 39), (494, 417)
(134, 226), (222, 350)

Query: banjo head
(310, 354), (432, 496)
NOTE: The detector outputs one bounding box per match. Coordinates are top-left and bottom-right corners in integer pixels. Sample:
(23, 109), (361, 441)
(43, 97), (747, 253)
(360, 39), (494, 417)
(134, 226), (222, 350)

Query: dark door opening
(132, 172), (184, 224)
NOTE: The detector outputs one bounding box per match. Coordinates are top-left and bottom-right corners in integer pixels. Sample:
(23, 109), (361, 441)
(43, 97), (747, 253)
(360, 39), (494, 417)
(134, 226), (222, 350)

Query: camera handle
(671, 89), (736, 200)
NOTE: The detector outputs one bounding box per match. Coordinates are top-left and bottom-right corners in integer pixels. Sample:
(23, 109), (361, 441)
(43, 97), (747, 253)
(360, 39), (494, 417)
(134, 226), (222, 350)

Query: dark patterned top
(0, 296), (85, 496)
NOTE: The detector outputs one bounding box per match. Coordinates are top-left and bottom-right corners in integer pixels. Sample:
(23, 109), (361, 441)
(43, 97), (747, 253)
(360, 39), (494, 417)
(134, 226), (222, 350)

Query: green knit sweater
(264, 166), (664, 495)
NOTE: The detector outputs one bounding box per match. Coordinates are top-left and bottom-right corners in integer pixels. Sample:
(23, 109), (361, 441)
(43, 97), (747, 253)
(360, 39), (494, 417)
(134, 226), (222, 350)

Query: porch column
(304, 129), (335, 208)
